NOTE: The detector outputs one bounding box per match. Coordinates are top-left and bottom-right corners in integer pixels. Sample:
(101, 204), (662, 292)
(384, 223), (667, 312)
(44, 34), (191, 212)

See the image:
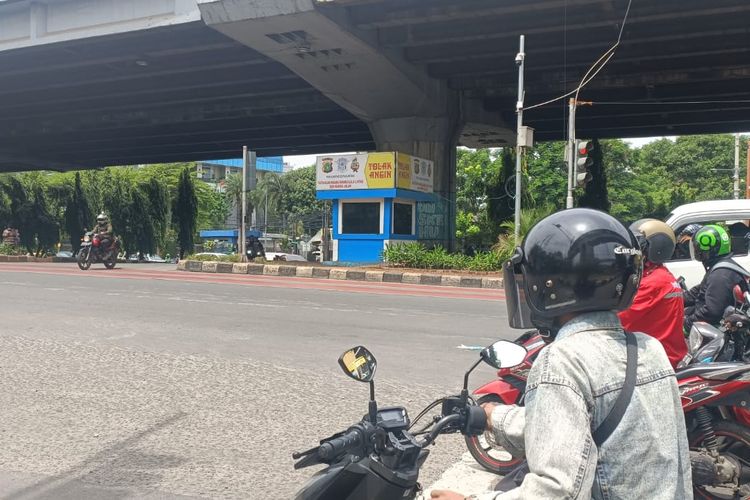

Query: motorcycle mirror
(480, 340), (527, 370)
(338, 346), (377, 383)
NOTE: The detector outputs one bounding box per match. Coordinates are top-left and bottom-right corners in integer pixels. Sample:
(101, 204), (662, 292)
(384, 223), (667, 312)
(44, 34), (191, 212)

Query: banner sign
(316, 152), (433, 193)
(396, 153), (434, 193)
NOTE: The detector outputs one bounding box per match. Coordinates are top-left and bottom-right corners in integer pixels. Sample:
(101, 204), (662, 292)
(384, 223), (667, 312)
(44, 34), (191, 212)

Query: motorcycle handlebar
(318, 428), (363, 460)
(422, 413), (462, 446)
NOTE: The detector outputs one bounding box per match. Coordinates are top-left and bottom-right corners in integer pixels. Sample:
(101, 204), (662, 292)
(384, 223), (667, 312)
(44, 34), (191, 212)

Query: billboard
(396, 153), (434, 193)
(316, 152), (433, 193)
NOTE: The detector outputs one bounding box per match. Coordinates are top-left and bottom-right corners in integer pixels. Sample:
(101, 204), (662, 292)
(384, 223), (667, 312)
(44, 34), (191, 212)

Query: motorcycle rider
(618, 219), (686, 368)
(431, 209), (691, 500)
(92, 213), (114, 253)
(684, 224), (750, 331)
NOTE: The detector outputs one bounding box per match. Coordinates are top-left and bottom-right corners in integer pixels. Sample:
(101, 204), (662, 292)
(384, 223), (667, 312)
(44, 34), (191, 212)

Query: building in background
(195, 156), (284, 190)
(195, 156), (283, 229)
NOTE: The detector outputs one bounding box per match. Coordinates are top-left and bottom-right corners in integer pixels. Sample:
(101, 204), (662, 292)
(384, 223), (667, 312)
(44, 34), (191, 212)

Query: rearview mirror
(338, 346), (377, 383)
(481, 340), (527, 369)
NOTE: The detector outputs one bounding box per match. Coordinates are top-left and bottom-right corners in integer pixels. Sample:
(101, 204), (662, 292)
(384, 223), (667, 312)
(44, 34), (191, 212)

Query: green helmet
(692, 224), (731, 264)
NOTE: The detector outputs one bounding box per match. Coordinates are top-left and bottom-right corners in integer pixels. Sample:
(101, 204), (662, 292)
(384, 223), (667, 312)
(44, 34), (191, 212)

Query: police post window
(393, 202), (414, 235)
(341, 202), (381, 234)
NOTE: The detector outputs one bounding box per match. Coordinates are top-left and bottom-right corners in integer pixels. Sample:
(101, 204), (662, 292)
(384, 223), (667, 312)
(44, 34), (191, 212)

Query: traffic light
(575, 140), (594, 186)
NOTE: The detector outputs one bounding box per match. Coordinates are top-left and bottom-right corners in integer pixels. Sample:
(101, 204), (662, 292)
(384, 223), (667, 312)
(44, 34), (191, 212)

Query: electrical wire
(524, 0), (634, 111)
(589, 99), (750, 106)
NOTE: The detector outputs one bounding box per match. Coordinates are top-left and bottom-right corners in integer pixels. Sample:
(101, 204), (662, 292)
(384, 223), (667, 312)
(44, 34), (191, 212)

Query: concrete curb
(0, 255), (71, 263)
(178, 261), (503, 289)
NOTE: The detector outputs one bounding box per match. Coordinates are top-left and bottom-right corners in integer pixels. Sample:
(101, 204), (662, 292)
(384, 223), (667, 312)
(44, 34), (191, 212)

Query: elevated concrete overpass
(1, 0), (749, 245)
(2, 0), (747, 174)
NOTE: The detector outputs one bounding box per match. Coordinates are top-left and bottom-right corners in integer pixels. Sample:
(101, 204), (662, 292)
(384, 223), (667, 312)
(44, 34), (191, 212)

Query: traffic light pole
(513, 35), (525, 244)
(566, 98), (576, 209)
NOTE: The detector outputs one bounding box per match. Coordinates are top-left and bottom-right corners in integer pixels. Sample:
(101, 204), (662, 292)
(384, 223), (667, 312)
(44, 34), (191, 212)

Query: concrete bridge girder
(200, 0), (514, 248)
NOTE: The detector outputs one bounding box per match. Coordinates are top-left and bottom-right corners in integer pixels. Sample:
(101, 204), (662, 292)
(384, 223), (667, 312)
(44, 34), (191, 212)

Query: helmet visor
(503, 260), (534, 329)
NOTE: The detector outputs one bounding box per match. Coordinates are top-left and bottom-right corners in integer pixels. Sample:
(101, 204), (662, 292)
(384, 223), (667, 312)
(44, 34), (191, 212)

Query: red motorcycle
(464, 330), (545, 474)
(77, 230), (119, 270)
(467, 335), (750, 498)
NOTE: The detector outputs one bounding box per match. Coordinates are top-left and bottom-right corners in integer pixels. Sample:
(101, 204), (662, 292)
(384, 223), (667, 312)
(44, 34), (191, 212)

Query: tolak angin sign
(316, 152), (433, 193)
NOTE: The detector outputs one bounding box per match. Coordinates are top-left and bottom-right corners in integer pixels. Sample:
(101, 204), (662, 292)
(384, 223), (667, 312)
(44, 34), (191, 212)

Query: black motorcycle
(680, 285), (750, 366)
(293, 341), (527, 500)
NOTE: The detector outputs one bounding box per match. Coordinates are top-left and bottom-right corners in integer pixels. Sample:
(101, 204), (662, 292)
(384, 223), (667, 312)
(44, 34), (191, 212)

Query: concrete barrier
(174, 261), (503, 290)
(202, 261), (218, 273)
(216, 262), (234, 273)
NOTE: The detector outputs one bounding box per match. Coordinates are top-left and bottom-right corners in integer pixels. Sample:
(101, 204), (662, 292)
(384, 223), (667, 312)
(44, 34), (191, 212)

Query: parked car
(663, 199), (750, 288)
(265, 252), (306, 262)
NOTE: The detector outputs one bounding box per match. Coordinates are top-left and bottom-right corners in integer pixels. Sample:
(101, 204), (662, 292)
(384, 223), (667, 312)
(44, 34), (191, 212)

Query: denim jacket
(474, 312), (692, 499)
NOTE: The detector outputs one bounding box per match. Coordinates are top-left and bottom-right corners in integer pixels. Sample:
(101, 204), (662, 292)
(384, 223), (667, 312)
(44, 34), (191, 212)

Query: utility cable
(524, 0), (634, 111)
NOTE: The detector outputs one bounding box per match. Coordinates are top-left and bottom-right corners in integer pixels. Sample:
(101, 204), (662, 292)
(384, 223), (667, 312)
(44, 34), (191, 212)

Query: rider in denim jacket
(432, 209), (691, 500)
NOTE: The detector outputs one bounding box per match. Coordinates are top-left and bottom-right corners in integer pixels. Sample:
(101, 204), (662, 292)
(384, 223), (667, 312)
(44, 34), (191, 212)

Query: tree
(224, 172), (243, 226)
(143, 178), (170, 252)
(577, 138), (611, 211)
(65, 172), (92, 253)
(281, 166), (323, 216)
(174, 168), (198, 258)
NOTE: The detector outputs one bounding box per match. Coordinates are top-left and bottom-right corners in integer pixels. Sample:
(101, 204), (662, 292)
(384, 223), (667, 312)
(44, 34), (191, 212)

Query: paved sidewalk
(419, 452), (500, 499)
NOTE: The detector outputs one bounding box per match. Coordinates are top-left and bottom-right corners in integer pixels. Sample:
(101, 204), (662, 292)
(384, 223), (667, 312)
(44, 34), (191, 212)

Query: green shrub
(383, 242), (502, 271)
(0, 243), (20, 255)
(185, 253), (242, 263)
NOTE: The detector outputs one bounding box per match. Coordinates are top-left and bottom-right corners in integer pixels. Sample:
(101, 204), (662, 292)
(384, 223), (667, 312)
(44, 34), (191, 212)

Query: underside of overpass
(0, 0), (747, 174)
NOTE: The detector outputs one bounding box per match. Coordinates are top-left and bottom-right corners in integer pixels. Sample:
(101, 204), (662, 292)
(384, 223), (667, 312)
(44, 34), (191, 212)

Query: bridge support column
(369, 115), (461, 250)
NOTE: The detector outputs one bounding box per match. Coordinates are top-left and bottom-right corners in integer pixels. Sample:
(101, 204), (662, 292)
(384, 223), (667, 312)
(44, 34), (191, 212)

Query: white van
(663, 199), (750, 288)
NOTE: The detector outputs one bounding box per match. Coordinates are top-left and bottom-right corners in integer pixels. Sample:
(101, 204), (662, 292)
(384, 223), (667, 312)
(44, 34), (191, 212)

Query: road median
(178, 260), (504, 290)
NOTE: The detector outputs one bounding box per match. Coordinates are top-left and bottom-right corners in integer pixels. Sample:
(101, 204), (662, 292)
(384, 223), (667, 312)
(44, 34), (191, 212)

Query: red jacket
(619, 264), (686, 368)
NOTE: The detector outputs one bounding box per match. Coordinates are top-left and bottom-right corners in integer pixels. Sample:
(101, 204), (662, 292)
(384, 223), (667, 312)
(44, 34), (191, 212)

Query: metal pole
(240, 146), (248, 262)
(566, 98), (576, 209)
(513, 35), (525, 244)
(735, 133), (740, 200)
(264, 192), (268, 232)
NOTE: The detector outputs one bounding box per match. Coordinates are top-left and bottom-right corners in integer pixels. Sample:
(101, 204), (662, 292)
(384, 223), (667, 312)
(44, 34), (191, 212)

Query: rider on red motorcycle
(618, 219), (686, 368)
(432, 209), (691, 500)
(93, 213), (113, 253)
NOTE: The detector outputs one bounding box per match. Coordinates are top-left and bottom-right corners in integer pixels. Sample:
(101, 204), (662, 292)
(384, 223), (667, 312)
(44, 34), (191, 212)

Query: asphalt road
(0, 263), (514, 499)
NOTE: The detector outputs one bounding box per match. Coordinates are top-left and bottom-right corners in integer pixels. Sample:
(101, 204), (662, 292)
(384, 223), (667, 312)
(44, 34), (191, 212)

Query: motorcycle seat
(676, 362), (749, 381)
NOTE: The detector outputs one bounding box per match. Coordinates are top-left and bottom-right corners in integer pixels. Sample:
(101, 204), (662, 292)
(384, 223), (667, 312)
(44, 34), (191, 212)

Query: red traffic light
(577, 140), (594, 156)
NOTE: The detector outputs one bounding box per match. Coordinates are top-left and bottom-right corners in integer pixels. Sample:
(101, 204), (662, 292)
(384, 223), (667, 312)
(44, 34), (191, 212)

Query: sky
(282, 133), (750, 170)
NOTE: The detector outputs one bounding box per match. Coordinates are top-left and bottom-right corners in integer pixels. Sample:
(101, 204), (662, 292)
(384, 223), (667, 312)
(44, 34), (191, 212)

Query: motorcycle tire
(690, 420), (750, 499)
(103, 252), (117, 269)
(464, 394), (525, 475)
(77, 248), (92, 271)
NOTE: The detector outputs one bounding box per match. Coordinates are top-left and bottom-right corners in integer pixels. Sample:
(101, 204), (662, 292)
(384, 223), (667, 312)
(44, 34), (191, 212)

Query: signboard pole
(240, 146), (248, 262)
(514, 35), (525, 244)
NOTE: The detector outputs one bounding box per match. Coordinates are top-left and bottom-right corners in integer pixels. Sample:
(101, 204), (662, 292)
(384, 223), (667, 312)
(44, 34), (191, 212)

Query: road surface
(0, 263), (513, 499)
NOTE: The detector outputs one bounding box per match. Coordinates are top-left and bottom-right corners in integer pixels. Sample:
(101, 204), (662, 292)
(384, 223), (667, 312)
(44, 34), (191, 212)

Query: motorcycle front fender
(473, 378), (523, 405)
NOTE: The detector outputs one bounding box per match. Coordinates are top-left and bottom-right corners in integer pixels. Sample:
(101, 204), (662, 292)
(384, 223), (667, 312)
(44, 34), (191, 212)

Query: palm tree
(224, 173), (243, 227)
(492, 205), (554, 261)
(251, 173), (285, 231)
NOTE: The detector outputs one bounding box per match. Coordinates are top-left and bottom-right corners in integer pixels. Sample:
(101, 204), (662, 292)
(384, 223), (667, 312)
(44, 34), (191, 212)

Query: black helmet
(629, 218), (676, 265)
(504, 208), (642, 333)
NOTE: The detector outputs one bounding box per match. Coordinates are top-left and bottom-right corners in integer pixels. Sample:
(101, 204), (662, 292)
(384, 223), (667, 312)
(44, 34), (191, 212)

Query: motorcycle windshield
(503, 263), (534, 329)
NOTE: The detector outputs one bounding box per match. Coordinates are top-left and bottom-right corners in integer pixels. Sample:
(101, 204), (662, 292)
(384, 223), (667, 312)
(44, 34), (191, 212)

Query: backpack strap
(711, 259), (750, 279)
(592, 332), (638, 447)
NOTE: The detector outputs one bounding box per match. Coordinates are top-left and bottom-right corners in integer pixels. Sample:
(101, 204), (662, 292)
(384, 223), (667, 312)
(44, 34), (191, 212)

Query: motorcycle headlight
(83, 235), (90, 242)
